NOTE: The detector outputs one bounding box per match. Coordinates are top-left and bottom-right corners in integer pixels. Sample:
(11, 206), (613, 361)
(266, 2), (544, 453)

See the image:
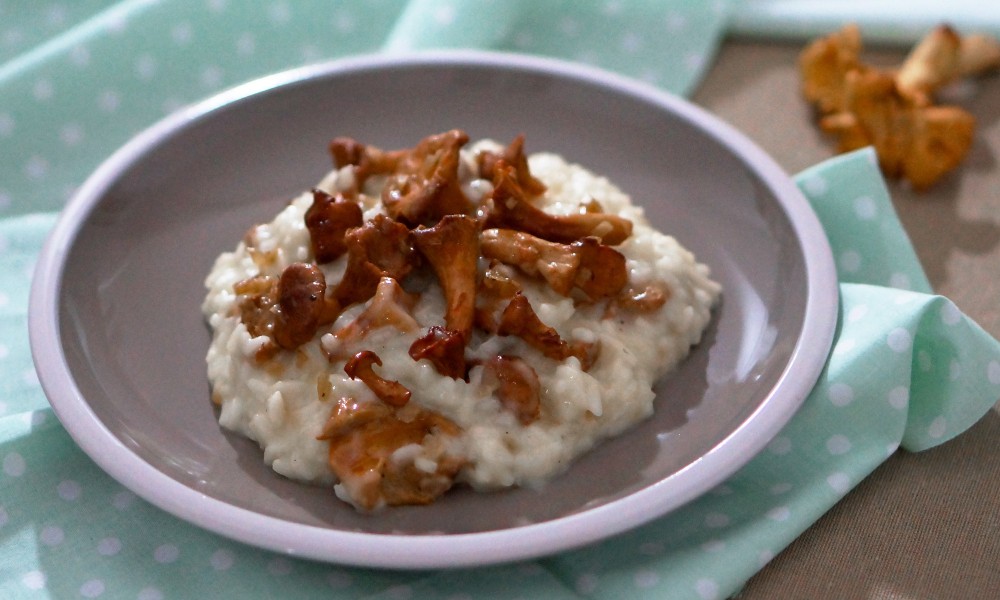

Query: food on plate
(799, 23), (1000, 191)
(203, 130), (721, 511)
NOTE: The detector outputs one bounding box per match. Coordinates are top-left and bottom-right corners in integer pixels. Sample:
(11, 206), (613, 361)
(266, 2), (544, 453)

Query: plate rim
(28, 49), (839, 569)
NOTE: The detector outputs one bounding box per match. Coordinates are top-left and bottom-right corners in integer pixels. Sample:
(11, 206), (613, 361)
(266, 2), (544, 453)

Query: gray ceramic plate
(29, 51), (838, 569)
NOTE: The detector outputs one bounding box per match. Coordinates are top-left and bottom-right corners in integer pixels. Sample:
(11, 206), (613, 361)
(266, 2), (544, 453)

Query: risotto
(202, 131), (721, 511)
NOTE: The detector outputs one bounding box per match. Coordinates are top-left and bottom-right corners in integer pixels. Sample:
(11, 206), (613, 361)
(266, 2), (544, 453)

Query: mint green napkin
(2, 2), (999, 600)
(730, 0), (1000, 43)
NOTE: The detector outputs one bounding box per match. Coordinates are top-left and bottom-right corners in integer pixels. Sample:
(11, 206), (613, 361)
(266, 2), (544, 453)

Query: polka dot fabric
(2, 3), (999, 600)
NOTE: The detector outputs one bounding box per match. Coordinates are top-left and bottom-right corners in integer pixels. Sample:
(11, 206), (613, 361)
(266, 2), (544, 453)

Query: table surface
(693, 39), (1000, 598)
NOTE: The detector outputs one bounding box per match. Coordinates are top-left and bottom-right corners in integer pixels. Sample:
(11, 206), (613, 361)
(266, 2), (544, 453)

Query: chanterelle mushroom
(305, 189), (363, 264)
(381, 129), (474, 226)
(273, 263), (329, 350)
(819, 68), (975, 191)
(333, 214), (416, 308)
(317, 397), (465, 510)
(344, 350), (411, 407)
(480, 228), (627, 299)
(408, 326), (467, 380)
(484, 163), (632, 245)
(482, 355), (541, 425)
(800, 23), (997, 190)
(495, 292), (594, 369)
(324, 277), (419, 362)
(410, 214), (481, 339)
(477, 134), (547, 197)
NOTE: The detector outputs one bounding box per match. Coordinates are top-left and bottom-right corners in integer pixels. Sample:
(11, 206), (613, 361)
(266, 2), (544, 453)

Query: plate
(29, 51), (838, 569)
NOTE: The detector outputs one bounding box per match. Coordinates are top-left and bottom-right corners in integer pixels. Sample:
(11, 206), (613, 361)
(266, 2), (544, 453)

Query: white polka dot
(24, 155), (49, 179)
(326, 569), (352, 589)
(210, 548), (234, 570)
(559, 17), (579, 36)
(704, 512), (729, 528)
(603, 0), (624, 15)
(928, 416), (947, 439)
(888, 386), (909, 410)
(107, 12), (128, 33)
(22, 570), (46, 590)
(46, 6), (68, 26)
(70, 44), (90, 66)
(621, 32), (642, 54)
(98, 537), (122, 556)
(22, 368), (39, 387)
(162, 98), (184, 114)
(889, 272), (912, 290)
(853, 195), (877, 220)
(236, 32), (255, 55)
(666, 13), (687, 32)
(770, 482), (792, 495)
(300, 44), (321, 61)
(918, 350), (933, 372)
(60, 123), (84, 147)
(634, 569), (660, 588)
(803, 174), (828, 196)
(839, 250), (861, 273)
(80, 579), (105, 598)
(833, 337), (856, 356)
(434, 4), (456, 25)
(949, 359), (962, 381)
(0, 190), (11, 209)
(0, 113), (13, 137)
(333, 10), (355, 33)
(40, 525), (64, 546)
(171, 22), (193, 44)
(267, 557), (292, 576)
(576, 573), (598, 594)
(847, 304), (869, 322)
(758, 549), (775, 567)
(33, 79), (54, 101)
(57, 479), (81, 501)
(886, 441), (900, 456)
(28, 411), (46, 427)
(701, 539), (726, 553)
(940, 302), (962, 326)
(111, 490), (135, 510)
(138, 587), (163, 600)
(684, 51), (706, 72)
(200, 65), (223, 88)
(988, 361), (1000, 385)
(268, 2), (291, 24)
(827, 472), (850, 494)
(0, 291), (9, 308)
(136, 54), (156, 80)
(98, 90), (121, 113)
(513, 31), (532, 48)
(828, 382), (854, 407)
(768, 436), (791, 455)
(887, 328), (912, 353)
(695, 578), (719, 600)
(386, 584), (412, 600)
(207, 0), (227, 13)
(638, 541), (664, 555)
(709, 484), (733, 496)
(766, 505), (791, 522)
(826, 434), (852, 455)
(154, 543), (179, 563)
(3, 452), (26, 476)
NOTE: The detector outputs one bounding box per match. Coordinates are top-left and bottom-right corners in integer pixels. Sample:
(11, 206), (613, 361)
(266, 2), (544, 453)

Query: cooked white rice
(203, 139), (720, 509)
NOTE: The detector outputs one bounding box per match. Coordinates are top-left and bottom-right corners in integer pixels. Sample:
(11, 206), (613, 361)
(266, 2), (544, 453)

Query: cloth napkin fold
(1, 2), (999, 600)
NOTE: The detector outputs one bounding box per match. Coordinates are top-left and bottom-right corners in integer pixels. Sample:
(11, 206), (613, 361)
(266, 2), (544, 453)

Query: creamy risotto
(203, 131), (720, 511)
